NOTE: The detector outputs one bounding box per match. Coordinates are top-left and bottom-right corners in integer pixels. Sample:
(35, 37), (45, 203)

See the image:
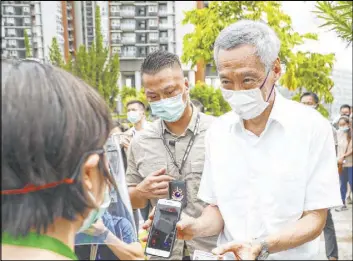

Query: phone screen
(146, 200), (182, 257)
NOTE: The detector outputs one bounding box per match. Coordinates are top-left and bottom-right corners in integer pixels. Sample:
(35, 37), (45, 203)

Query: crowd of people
(1, 19), (352, 261)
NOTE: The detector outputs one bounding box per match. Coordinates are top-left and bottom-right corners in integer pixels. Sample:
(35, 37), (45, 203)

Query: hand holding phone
(145, 199), (182, 258)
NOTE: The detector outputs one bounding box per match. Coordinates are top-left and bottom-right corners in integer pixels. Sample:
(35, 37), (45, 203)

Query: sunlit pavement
(317, 204), (352, 260)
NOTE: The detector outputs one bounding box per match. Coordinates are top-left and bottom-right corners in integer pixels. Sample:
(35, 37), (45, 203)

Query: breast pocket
(266, 171), (306, 218)
(184, 161), (204, 205)
(138, 162), (167, 178)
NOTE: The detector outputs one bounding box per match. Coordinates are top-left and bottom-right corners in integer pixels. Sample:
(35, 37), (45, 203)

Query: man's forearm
(194, 205), (224, 238)
(129, 186), (148, 209)
(105, 232), (144, 260)
(264, 209), (327, 254)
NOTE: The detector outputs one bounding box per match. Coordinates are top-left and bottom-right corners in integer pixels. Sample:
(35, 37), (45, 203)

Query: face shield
(75, 134), (138, 259)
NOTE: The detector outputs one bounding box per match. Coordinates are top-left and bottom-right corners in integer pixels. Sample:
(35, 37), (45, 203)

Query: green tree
(314, 1), (353, 46)
(49, 6), (120, 110)
(24, 29), (32, 58)
(182, 1), (335, 117)
(49, 37), (64, 67)
(190, 82), (231, 116)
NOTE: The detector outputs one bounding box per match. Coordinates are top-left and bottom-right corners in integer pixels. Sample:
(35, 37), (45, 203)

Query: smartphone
(145, 199), (182, 258)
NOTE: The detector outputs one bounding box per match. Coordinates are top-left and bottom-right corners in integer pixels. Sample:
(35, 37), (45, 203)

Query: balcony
(110, 11), (120, 16)
(159, 10), (167, 16)
(9, 41), (17, 47)
(121, 37), (136, 44)
(68, 26), (74, 31)
(148, 23), (158, 29)
(67, 15), (73, 21)
(121, 24), (135, 31)
(160, 37), (168, 43)
(159, 23), (171, 30)
(111, 39), (121, 45)
(120, 10), (135, 18)
(68, 36), (74, 41)
(148, 37), (158, 43)
(7, 30), (17, 36)
(121, 51), (136, 58)
(66, 4), (72, 10)
(23, 8), (30, 15)
(5, 9), (15, 15)
(111, 24), (120, 30)
(10, 51), (18, 58)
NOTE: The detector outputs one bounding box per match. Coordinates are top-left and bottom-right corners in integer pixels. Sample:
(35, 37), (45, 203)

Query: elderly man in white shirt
(170, 20), (342, 260)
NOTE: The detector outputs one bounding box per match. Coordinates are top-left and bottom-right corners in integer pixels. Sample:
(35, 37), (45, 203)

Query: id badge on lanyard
(160, 114), (200, 208)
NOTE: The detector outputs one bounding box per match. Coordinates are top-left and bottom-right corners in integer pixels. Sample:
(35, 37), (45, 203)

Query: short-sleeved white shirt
(198, 91), (342, 260)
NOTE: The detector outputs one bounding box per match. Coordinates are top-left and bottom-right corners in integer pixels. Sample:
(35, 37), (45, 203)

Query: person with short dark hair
(126, 50), (217, 260)
(333, 104), (352, 128)
(340, 104), (351, 117)
(120, 100), (148, 150)
(1, 59), (117, 260)
(300, 92), (319, 108)
(191, 99), (205, 113)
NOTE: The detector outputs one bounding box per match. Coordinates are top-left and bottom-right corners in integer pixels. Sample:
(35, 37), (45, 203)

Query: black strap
(161, 114), (201, 175)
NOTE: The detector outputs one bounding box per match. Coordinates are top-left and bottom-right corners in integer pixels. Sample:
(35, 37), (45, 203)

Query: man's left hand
(83, 218), (108, 236)
(212, 241), (261, 260)
(338, 157), (345, 165)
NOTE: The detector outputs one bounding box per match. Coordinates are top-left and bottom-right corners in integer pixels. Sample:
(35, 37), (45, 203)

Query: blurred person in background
(333, 104), (351, 129)
(300, 92), (339, 260)
(1, 59), (118, 260)
(336, 116), (353, 212)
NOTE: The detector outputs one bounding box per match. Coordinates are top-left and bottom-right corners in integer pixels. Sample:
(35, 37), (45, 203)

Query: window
(149, 32), (158, 40)
(24, 18), (30, 24)
(6, 6), (14, 13)
(111, 19), (120, 26)
(122, 6), (134, 12)
(112, 47), (121, 54)
(161, 45), (168, 51)
(9, 40), (16, 45)
(7, 17), (15, 24)
(149, 19), (158, 26)
(126, 46), (136, 52)
(8, 28), (15, 35)
(11, 50), (17, 56)
(23, 6), (30, 13)
(160, 18), (167, 24)
(112, 33), (121, 40)
(160, 32), (167, 38)
(148, 6), (157, 13)
(149, 46), (158, 53)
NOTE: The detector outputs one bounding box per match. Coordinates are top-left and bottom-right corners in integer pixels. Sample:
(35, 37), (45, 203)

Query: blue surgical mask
(339, 126), (350, 133)
(77, 187), (112, 233)
(127, 111), (142, 124)
(149, 92), (187, 122)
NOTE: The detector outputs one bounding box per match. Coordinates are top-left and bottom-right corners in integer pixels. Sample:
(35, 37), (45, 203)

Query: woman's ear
(81, 154), (100, 192)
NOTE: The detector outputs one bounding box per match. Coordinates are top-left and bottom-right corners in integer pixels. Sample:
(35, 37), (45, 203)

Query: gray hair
(214, 20), (281, 72)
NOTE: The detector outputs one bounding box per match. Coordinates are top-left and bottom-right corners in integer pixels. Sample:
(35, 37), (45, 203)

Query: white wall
(40, 1), (61, 62)
(175, 1), (196, 71)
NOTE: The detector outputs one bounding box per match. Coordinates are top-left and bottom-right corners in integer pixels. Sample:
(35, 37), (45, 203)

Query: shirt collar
(161, 103), (199, 136)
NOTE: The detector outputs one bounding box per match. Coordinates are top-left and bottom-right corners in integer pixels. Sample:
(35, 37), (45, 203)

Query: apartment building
(1, 1), (77, 62)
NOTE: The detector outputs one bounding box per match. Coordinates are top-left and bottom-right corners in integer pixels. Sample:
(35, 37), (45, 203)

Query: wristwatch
(255, 240), (270, 260)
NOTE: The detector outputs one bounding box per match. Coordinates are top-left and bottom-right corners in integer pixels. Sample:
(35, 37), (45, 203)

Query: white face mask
(221, 73), (275, 120)
(77, 187), (112, 233)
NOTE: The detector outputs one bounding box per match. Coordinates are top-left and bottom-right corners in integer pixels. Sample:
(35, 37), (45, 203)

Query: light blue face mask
(77, 187), (112, 233)
(127, 111), (142, 124)
(149, 92), (187, 122)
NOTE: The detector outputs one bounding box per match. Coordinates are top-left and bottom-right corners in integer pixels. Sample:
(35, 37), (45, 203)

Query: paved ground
(318, 204), (352, 260)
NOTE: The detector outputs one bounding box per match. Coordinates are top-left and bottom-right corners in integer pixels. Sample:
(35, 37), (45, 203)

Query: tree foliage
(48, 6), (120, 110)
(24, 29), (32, 58)
(49, 37), (64, 68)
(314, 1), (353, 46)
(190, 82), (231, 116)
(182, 1), (336, 117)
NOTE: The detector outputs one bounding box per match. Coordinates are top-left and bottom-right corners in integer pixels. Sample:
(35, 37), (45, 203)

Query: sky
(280, 1), (352, 72)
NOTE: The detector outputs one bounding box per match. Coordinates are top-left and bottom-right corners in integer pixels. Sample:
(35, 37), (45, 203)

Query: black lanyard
(160, 114), (200, 175)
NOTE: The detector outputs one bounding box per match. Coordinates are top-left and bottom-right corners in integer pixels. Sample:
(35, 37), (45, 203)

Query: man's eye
(243, 78), (254, 83)
(221, 80), (230, 85)
(168, 90), (175, 95)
